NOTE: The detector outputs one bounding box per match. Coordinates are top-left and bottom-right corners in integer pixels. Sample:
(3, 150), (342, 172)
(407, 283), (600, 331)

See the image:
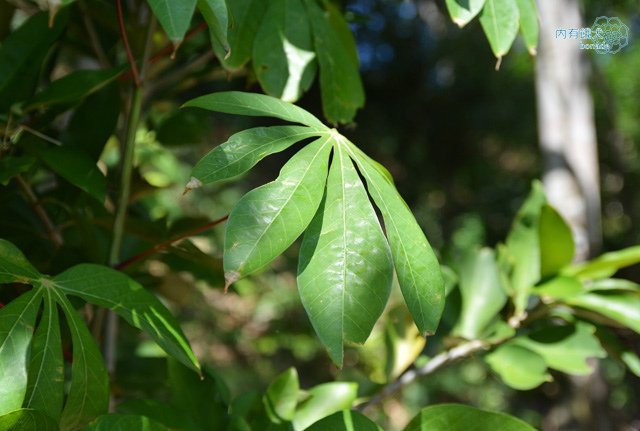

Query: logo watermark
(555, 16), (630, 54)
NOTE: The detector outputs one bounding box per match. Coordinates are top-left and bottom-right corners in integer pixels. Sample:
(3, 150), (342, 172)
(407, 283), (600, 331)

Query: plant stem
(15, 175), (63, 248)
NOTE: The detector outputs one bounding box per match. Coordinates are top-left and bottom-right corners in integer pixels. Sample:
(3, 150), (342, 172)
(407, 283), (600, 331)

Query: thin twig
(116, 0), (141, 87)
(20, 125), (63, 146)
(15, 175), (64, 248)
(79, 0), (111, 68)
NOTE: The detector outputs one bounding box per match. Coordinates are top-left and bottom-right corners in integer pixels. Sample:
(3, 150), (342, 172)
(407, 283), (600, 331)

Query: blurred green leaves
(404, 404), (536, 430)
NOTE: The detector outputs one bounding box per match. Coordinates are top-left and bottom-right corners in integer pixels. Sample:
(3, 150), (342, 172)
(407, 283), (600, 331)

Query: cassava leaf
(0, 238), (42, 284)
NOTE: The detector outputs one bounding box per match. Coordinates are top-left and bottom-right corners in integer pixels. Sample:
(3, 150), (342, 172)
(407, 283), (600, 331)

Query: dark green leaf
(198, 0), (229, 54)
(566, 292), (640, 333)
(292, 382), (357, 431)
(347, 142), (444, 336)
(539, 204), (574, 277)
(305, 0), (364, 124)
(190, 126), (324, 186)
(55, 292), (108, 430)
(24, 289), (64, 421)
(53, 264), (200, 373)
(445, 0), (486, 27)
(515, 0), (539, 55)
(0, 289), (42, 415)
(298, 143), (393, 366)
(224, 136), (332, 284)
(0, 238), (42, 284)
(83, 414), (168, 431)
(0, 408), (58, 431)
(117, 399), (188, 430)
(305, 410), (382, 431)
(147, 0), (197, 44)
(479, 0), (519, 61)
(184, 91), (327, 129)
(0, 155), (36, 186)
(485, 344), (551, 390)
(264, 368), (299, 423)
(253, 0), (317, 102)
(564, 245), (640, 280)
(404, 404), (536, 431)
(21, 67), (123, 112)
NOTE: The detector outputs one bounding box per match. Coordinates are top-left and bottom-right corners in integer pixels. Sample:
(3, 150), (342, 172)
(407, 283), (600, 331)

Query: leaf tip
(528, 46), (538, 56)
(495, 56), (503, 71)
(224, 271), (240, 293)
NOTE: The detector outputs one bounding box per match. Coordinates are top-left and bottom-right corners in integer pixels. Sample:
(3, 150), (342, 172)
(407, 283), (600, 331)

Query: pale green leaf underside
(147, 0), (197, 43)
(263, 367), (299, 423)
(479, 0), (520, 58)
(445, 0), (486, 27)
(298, 144), (393, 366)
(485, 344), (551, 390)
(292, 382), (358, 431)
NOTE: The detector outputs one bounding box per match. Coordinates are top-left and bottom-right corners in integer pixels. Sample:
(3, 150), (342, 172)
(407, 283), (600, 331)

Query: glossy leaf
(53, 264), (200, 373)
(147, 0), (197, 44)
(24, 289), (64, 421)
(564, 245), (640, 280)
(83, 414), (168, 431)
(253, 0), (317, 102)
(453, 248), (507, 339)
(0, 408), (58, 431)
(298, 144), (393, 366)
(292, 382), (357, 431)
(512, 322), (606, 375)
(445, 0), (486, 27)
(539, 204), (574, 277)
(404, 404), (536, 431)
(566, 292), (640, 333)
(0, 289), (42, 415)
(190, 126), (324, 186)
(21, 67), (123, 112)
(55, 292), (108, 430)
(224, 136), (332, 284)
(184, 91), (327, 128)
(264, 368), (299, 423)
(305, 0), (364, 124)
(515, 0), (539, 55)
(479, 0), (519, 60)
(198, 0), (229, 54)
(305, 410), (382, 431)
(485, 344), (551, 390)
(347, 142), (444, 336)
(0, 238), (42, 284)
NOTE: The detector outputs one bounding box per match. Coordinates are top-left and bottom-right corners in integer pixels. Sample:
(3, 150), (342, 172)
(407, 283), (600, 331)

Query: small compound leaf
(184, 91), (326, 129)
(305, 0), (364, 124)
(566, 292), (640, 333)
(0, 239), (41, 284)
(147, 0), (197, 44)
(539, 204), (574, 277)
(53, 264), (200, 373)
(479, 0), (519, 61)
(190, 126), (325, 186)
(54, 292), (108, 430)
(263, 368), (299, 423)
(298, 144), (393, 366)
(0, 289), (42, 415)
(445, 0), (486, 27)
(404, 404), (536, 431)
(564, 245), (640, 280)
(224, 136), (332, 280)
(292, 382), (357, 431)
(253, 0), (317, 102)
(515, 0), (539, 55)
(485, 344), (551, 390)
(24, 289), (64, 421)
(0, 408), (58, 431)
(198, 0), (229, 53)
(347, 141), (444, 336)
(82, 414), (168, 431)
(305, 410), (382, 431)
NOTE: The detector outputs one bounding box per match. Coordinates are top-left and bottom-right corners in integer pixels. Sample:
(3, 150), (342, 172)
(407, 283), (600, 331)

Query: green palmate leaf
(83, 414), (168, 431)
(479, 0), (519, 62)
(564, 245), (640, 280)
(190, 125), (325, 186)
(24, 289), (64, 421)
(253, 0), (317, 102)
(347, 142), (444, 336)
(55, 292), (108, 430)
(21, 67), (124, 112)
(224, 136), (332, 285)
(515, 0), (539, 55)
(566, 292), (640, 333)
(445, 0), (486, 27)
(485, 344), (551, 390)
(404, 404), (536, 431)
(0, 238), (42, 284)
(53, 264), (200, 373)
(198, 0), (229, 55)
(512, 322), (606, 375)
(292, 382), (357, 431)
(298, 143), (393, 366)
(147, 0), (197, 44)
(211, 0), (268, 69)
(264, 368), (299, 423)
(453, 248), (507, 339)
(0, 289), (42, 415)
(305, 0), (364, 124)
(0, 408), (59, 431)
(539, 204), (574, 277)
(0, 10), (67, 112)
(184, 91), (327, 129)
(305, 410), (382, 431)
